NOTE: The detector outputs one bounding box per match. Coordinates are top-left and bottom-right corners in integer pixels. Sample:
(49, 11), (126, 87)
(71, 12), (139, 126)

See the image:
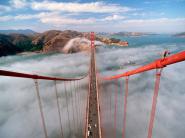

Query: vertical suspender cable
(54, 81), (64, 138)
(81, 79), (86, 134)
(77, 80), (82, 133)
(64, 81), (72, 134)
(110, 83), (112, 131)
(75, 81), (80, 132)
(74, 81), (79, 131)
(114, 79), (118, 138)
(85, 74), (90, 137)
(77, 81), (81, 131)
(81, 81), (84, 135)
(119, 78), (123, 132)
(81, 80), (84, 134)
(106, 81), (110, 137)
(98, 77), (104, 138)
(77, 80), (83, 134)
(111, 81), (115, 133)
(70, 81), (76, 132)
(76, 81), (81, 132)
(34, 79), (48, 138)
(122, 76), (129, 138)
(147, 69), (162, 138)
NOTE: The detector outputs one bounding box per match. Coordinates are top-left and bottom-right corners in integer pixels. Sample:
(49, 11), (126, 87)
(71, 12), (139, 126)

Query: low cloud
(117, 18), (185, 33)
(40, 16), (95, 26)
(1, 13), (185, 32)
(0, 51), (90, 138)
(0, 5), (11, 13)
(14, 12), (60, 20)
(103, 14), (126, 21)
(0, 1), (184, 33)
(9, 0), (28, 9)
(0, 12), (96, 26)
(0, 16), (12, 22)
(96, 44), (185, 138)
(31, 1), (133, 13)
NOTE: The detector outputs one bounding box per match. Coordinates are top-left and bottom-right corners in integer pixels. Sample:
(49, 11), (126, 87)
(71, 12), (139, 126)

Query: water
(0, 34), (185, 138)
(113, 34), (185, 47)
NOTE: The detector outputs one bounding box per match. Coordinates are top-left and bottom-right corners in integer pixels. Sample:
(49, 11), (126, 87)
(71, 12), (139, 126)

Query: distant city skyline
(0, 0), (185, 33)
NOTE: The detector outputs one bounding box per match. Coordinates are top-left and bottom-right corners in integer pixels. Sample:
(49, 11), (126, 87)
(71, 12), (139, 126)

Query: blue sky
(0, 0), (185, 33)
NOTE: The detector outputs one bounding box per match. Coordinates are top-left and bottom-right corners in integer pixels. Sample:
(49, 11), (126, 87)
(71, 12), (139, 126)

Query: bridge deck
(85, 46), (101, 138)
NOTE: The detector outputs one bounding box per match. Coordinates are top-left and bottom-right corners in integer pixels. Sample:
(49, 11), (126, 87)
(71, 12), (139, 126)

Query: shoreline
(17, 51), (41, 56)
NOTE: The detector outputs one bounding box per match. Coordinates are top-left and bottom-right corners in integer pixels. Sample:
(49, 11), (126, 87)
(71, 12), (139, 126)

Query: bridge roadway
(86, 46), (101, 138)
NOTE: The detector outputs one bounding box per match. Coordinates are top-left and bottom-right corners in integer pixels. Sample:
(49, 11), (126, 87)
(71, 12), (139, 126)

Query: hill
(0, 30), (84, 57)
(32, 30), (83, 53)
(0, 33), (42, 56)
(0, 30), (128, 57)
(0, 34), (18, 56)
(0, 29), (36, 35)
(113, 32), (156, 36)
(174, 32), (185, 38)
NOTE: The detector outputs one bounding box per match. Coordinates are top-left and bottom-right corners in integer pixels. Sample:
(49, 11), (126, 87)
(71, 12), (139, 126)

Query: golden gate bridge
(0, 32), (185, 138)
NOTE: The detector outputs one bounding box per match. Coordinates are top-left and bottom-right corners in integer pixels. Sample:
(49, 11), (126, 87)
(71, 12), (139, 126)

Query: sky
(0, 0), (185, 33)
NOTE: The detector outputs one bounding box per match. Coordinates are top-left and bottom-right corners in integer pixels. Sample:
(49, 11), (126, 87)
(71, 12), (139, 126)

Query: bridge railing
(0, 70), (88, 138)
(99, 50), (185, 138)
